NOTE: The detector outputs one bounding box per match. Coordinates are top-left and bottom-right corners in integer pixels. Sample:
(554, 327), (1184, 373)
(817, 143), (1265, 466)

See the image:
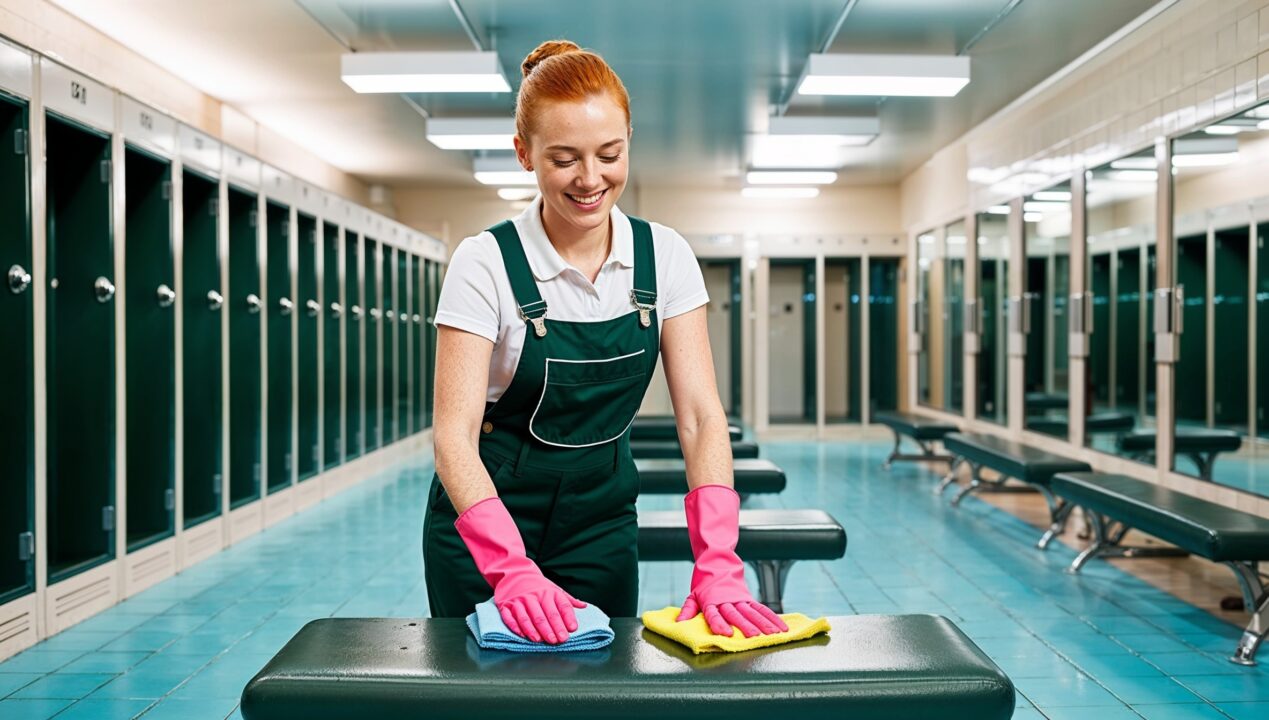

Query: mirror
(916, 229), (942, 409)
(1167, 99), (1269, 496)
(1083, 148), (1157, 465)
(944, 221), (966, 414)
(976, 211), (1009, 426)
(1022, 183), (1072, 438)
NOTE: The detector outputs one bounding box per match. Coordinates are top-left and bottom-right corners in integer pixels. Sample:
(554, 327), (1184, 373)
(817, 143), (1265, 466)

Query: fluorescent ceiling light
(751, 137), (847, 168)
(1171, 153), (1239, 168)
(746, 170), (838, 185)
(1023, 201), (1068, 213)
(1204, 125), (1243, 135)
(1109, 157), (1155, 170)
(741, 187), (819, 199)
(1107, 170), (1158, 182)
(341, 51), (510, 93)
(427, 117), (515, 150)
(986, 205), (1011, 215)
(1031, 190), (1071, 202)
(797, 53), (970, 97)
(1024, 212), (1043, 223)
(767, 116), (880, 145)
(918, 234), (935, 244)
(1172, 136), (1238, 167)
(947, 235), (967, 245)
(497, 188), (537, 201)
(473, 156), (535, 185)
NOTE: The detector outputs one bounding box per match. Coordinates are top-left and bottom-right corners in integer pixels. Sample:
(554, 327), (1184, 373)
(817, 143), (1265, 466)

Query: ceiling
(53, 0), (1166, 190)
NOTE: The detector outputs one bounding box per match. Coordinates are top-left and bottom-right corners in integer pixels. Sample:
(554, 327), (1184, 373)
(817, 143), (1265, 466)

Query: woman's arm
(432, 324), (499, 513)
(661, 305), (733, 489)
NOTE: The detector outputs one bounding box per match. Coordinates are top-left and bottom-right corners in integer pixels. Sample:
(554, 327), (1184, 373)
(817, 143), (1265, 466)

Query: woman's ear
(513, 135), (533, 172)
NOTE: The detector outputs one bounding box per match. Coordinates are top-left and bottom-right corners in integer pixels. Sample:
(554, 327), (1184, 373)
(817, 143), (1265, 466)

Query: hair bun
(521, 39), (582, 78)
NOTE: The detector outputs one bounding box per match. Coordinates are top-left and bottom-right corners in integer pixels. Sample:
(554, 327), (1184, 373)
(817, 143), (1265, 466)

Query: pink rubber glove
(675, 485), (790, 637)
(454, 497), (586, 644)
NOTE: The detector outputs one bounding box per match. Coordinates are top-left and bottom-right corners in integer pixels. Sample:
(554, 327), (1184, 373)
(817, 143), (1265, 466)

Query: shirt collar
(512, 194), (634, 282)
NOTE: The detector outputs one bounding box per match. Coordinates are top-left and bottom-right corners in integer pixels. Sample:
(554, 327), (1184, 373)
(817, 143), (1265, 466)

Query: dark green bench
(1052, 472), (1269, 665)
(940, 432), (1091, 549)
(639, 509), (845, 613)
(1025, 412), (1135, 437)
(636, 458), (786, 498)
(631, 440), (760, 460)
(872, 411), (958, 469)
(1117, 428), (1242, 481)
(1024, 392), (1068, 412)
(241, 615), (1014, 720)
(631, 415), (744, 442)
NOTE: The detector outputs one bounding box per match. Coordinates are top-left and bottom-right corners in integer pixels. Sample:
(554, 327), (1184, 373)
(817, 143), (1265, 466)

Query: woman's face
(515, 94), (629, 237)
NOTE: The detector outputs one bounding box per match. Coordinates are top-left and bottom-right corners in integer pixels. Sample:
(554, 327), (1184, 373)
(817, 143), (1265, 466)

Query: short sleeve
(656, 226), (709, 320)
(432, 234), (501, 343)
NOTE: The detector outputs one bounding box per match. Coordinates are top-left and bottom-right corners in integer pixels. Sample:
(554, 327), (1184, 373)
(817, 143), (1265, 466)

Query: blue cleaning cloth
(466, 598), (615, 652)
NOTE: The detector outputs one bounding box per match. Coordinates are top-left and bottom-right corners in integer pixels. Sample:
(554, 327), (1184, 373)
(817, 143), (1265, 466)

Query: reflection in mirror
(1167, 100), (1269, 497)
(1083, 149), (1156, 465)
(1023, 183), (1071, 437)
(976, 211), (1009, 426)
(917, 230), (942, 409)
(944, 221), (966, 414)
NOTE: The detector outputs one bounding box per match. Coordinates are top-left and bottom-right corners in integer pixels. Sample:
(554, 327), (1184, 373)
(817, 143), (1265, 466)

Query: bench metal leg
(882, 430), (903, 470)
(936, 456), (964, 495)
(1067, 513), (1188, 574)
(1187, 452), (1216, 482)
(1067, 512), (1108, 574)
(1036, 492), (1072, 550)
(883, 429), (955, 471)
(948, 462), (982, 506)
(749, 559), (794, 614)
(1226, 561), (1268, 666)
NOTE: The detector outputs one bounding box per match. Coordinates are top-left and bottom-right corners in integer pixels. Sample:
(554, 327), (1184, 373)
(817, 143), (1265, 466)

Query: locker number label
(71, 80), (88, 105)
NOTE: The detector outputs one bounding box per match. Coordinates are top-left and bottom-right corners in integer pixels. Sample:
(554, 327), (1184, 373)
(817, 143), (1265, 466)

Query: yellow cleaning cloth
(641, 606), (831, 654)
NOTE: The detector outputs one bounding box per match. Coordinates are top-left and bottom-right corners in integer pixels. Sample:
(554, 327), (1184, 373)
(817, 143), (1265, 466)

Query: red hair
(515, 40), (631, 142)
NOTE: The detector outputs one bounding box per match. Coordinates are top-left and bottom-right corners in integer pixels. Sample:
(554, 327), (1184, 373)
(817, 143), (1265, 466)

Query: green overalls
(423, 216), (660, 618)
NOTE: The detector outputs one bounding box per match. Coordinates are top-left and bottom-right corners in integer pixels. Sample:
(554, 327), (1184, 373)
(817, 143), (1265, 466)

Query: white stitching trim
(529, 349), (647, 448)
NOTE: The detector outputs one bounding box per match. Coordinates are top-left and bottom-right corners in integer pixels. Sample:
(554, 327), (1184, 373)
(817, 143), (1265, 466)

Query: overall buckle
(630, 289), (657, 328)
(518, 300), (549, 338)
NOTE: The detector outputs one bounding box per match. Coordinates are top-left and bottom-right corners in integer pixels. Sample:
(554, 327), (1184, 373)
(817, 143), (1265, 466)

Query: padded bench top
(631, 440), (760, 460)
(1025, 412), (1135, 437)
(1051, 472), (1269, 561)
(1025, 392), (1069, 411)
(873, 411), (959, 440)
(631, 417), (744, 442)
(638, 509), (846, 562)
(241, 616), (1014, 720)
(943, 432), (1090, 485)
(1117, 428), (1243, 453)
(636, 458), (787, 495)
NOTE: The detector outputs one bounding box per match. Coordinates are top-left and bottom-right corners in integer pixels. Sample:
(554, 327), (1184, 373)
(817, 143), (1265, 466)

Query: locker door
(1213, 227), (1249, 427)
(1175, 233), (1207, 423)
(702, 262), (733, 413)
(412, 254), (423, 434)
(266, 201), (293, 491)
(181, 170), (223, 527)
(824, 262), (848, 421)
(322, 222), (341, 468)
(345, 232), (363, 458)
(364, 239), (380, 450)
(296, 212), (318, 480)
(123, 147), (174, 550)
(227, 186), (261, 507)
(868, 258), (900, 413)
(768, 261), (814, 422)
(1089, 252), (1112, 409)
(0, 94), (33, 602)
(1258, 223), (1269, 438)
(397, 251), (410, 436)
(46, 114), (116, 582)
(382, 245), (396, 443)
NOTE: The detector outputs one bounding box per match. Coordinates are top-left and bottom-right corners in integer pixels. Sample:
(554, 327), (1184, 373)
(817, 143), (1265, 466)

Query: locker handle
(413, 313), (421, 324)
(351, 305), (363, 321)
(370, 308), (381, 320)
(385, 310), (396, 321)
(279, 298), (294, 316)
(156, 284), (175, 308)
(400, 313), (408, 324)
(94, 277), (116, 304)
(330, 302), (343, 317)
(7, 264), (30, 294)
(246, 294), (262, 314)
(207, 290), (224, 311)
(306, 299), (321, 317)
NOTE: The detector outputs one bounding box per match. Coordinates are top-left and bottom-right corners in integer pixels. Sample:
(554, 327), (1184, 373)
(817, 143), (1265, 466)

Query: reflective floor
(1, 440), (1267, 719)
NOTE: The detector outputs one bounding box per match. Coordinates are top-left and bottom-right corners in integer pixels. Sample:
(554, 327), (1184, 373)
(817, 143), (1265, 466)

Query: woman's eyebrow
(544, 138), (625, 152)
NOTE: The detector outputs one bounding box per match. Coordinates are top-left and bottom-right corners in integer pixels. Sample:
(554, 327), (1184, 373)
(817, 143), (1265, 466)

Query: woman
(424, 40), (787, 645)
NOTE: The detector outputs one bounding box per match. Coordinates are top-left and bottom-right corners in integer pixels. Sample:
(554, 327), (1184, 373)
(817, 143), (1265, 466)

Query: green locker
(0, 93), (33, 603)
(323, 222), (341, 469)
(382, 245), (397, 443)
(411, 254), (423, 434)
(123, 147), (174, 550)
(977, 259), (1003, 425)
(266, 201), (293, 491)
(365, 238), (380, 450)
(868, 258), (899, 414)
(945, 256), (964, 413)
(227, 186), (261, 507)
(1213, 227), (1248, 428)
(1175, 233), (1207, 423)
(1258, 223), (1269, 438)
(1089, 252), (1111, 408)
(297, 212), (318, 480)
(345, 232), (362, 458)
(1024, 257), (1046, 394)
(181, 170), (223, 527)
(397, 251), (410, 436)
(46, 114), (115, 582)
(1114, 249), (1141, 409)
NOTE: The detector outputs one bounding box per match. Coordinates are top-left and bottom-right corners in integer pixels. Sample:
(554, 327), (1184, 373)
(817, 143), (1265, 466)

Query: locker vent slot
(52, 576), (113, 620)
(0, 608), (34, 645)
(129, 549), (174, 588)
(185, 525), (220, 559)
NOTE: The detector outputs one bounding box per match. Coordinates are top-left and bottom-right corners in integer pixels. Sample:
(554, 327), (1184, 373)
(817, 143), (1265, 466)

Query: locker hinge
(161, 181), (172, 200)
(102, 505), (115, 532)
(17, 532), (33, 562)
(13, 128), (26, 155)
(212, 474), (223, 494)
(164, 489), (175, 511)
(100, 159), (112, 184)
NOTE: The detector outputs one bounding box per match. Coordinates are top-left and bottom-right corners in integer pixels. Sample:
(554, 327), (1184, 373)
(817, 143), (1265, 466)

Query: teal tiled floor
(1, 440), (1267, 718)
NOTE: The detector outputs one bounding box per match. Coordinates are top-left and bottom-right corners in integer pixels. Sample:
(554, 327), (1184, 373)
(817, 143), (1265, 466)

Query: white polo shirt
(433, 195), (709, 403)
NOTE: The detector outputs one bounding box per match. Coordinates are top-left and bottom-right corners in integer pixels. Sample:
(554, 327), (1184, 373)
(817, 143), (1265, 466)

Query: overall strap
(489, 220), (548, 338)
(628, 217), (657, 325)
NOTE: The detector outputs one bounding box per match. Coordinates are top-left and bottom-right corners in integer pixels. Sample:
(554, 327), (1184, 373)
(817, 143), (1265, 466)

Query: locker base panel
(0, 594), (38, 663)
(294, 476), (323, 513)
(45, 562), (120, 636)
(229, 500), (265, 545)
(264, 486), (297, 527)
(179, 517), (225, 571)
(122, 537), (176, 598)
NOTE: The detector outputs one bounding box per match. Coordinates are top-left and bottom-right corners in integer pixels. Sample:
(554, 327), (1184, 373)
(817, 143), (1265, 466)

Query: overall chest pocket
(530, 349), (649, 447)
